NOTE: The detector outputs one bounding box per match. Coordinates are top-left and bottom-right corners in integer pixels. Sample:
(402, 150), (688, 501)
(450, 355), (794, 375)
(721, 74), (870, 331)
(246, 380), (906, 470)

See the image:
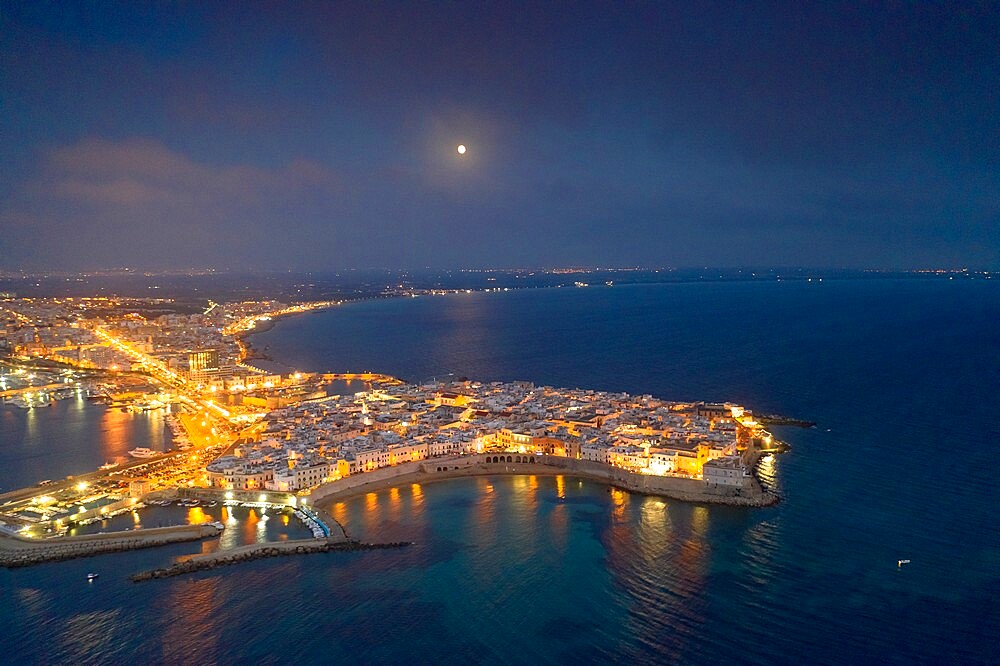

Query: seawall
(311, 454), (778, 510)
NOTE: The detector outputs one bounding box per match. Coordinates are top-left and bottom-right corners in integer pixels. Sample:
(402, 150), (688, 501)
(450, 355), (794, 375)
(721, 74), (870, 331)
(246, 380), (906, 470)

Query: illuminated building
(187, 349), (221, 382)
(703, 457), (753, 487)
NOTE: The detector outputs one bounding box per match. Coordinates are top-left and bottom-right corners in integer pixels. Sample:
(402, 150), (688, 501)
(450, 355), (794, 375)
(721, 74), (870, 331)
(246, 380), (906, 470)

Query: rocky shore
(130, 537), (411, 581)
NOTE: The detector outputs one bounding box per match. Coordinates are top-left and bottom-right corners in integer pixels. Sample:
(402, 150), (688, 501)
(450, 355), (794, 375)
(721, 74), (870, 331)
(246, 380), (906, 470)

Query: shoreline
(312, 456), (779, 515)
(239, 294), (805, 421)
(240, 298), (788, 513)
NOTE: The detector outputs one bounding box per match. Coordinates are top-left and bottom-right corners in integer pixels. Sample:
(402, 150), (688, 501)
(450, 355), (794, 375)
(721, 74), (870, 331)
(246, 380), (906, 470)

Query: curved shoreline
(242, 295), (783, 511)
(312, 455), (779, 513)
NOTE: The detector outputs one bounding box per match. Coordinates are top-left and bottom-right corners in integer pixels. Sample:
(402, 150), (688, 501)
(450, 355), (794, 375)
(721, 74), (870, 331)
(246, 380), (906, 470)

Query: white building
(703, 457), (751, 488)
(351, 445), (390, 472)
(582, 442), (610, 464)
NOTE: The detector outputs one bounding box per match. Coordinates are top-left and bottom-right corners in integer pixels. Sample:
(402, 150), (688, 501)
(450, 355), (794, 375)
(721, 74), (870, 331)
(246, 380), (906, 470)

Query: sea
(0, 391), (173, 492)
(1, 278), (998, 664)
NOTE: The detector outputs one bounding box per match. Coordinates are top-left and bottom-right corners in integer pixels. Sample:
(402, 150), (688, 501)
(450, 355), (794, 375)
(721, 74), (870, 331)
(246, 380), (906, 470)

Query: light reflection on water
(60, 609), (123, 663)
(69, 503), (311, 554)
(328, 474), (739, 662)
(470, 477), (497, 550)
(1, 468), (995, 663)
(162, 576), (221, 660)
(388, 486), (402, 523)
(0, 399), (172, 491)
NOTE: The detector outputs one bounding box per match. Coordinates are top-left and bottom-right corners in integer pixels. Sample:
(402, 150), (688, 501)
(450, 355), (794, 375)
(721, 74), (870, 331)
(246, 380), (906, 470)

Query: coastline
(311, 455), (779, 514)
(238, 296), (372, 368)
(244, 296), (783, 511)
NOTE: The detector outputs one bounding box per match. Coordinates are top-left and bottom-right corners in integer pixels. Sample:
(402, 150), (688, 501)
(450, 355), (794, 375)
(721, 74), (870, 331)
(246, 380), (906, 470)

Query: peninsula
(0, 294), (780, 571)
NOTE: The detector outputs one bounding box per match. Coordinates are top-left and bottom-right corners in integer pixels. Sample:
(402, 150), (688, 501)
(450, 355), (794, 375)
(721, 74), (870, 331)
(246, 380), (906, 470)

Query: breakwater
(0, 523), (222, 568)
(757, 413), (816, 428)
(130, 538), (412, 581)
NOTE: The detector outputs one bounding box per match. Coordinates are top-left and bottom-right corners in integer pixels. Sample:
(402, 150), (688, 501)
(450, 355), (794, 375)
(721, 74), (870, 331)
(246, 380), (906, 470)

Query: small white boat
(87, 573), (99, 581)
(897, 559), (911, 567)
(128, 447), (157, 458)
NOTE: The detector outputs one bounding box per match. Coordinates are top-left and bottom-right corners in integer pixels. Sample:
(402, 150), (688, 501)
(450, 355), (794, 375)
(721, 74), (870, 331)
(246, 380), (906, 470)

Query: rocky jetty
(130, 538), (411, 581)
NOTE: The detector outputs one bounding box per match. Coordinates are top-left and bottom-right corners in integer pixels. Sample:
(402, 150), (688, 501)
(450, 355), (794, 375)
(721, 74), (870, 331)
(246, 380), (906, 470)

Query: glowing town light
(224, 491), (234, 500)
(258, 493), (267, 503)
(75, 481), (88, 492)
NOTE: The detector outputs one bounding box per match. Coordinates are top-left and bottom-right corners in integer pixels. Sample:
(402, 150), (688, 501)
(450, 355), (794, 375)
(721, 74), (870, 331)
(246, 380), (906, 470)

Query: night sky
(2, 2), (997, 270)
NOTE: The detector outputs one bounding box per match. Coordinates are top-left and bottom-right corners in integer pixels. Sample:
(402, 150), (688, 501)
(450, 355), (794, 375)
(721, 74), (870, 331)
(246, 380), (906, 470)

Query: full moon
(457, 144), (467, 155)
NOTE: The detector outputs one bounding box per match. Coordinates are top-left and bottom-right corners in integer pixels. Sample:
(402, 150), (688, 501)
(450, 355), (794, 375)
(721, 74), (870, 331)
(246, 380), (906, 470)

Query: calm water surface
(2, 280), (998, 663)
(0, 395), (172, 491)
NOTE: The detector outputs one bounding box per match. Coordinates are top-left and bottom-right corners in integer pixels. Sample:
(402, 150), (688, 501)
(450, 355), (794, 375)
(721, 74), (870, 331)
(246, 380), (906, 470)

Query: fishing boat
(87, 573), (99, 581)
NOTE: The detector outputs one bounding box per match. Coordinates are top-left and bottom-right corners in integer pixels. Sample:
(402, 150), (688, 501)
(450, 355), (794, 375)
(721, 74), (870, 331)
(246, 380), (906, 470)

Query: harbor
(0, 492), (336, 570)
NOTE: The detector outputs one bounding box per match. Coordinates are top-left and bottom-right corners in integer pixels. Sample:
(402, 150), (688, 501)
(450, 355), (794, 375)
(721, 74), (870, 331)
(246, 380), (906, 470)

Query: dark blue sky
(2, 2), (997, 270)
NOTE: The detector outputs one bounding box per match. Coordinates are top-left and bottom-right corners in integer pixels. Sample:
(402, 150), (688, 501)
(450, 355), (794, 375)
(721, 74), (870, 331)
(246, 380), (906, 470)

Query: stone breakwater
(0, 523), (222, 568)
(130, 538), (412, 581)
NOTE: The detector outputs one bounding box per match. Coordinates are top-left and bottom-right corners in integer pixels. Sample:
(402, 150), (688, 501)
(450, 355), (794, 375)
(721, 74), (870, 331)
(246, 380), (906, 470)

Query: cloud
(5, 138), (344, 269)
(43, 138), (338, 208)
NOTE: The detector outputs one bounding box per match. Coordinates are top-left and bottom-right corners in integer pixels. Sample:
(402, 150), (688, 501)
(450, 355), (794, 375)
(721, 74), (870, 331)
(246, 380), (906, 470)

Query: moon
(457, 144), (467, 155)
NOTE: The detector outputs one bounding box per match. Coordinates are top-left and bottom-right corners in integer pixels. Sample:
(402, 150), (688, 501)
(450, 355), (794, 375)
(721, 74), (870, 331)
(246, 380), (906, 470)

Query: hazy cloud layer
(4, 139), (342, 268)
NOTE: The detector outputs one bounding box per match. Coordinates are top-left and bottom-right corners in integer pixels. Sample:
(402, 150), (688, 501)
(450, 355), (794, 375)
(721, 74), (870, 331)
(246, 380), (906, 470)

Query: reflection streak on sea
(0, 397), (173, 491)
(162, 576), (221, 661)
(596, 492), (715, 662)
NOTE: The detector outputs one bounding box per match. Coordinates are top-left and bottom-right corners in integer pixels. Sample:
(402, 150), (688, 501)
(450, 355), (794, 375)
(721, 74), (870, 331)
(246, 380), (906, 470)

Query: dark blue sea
(2, 279), (998, 663)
